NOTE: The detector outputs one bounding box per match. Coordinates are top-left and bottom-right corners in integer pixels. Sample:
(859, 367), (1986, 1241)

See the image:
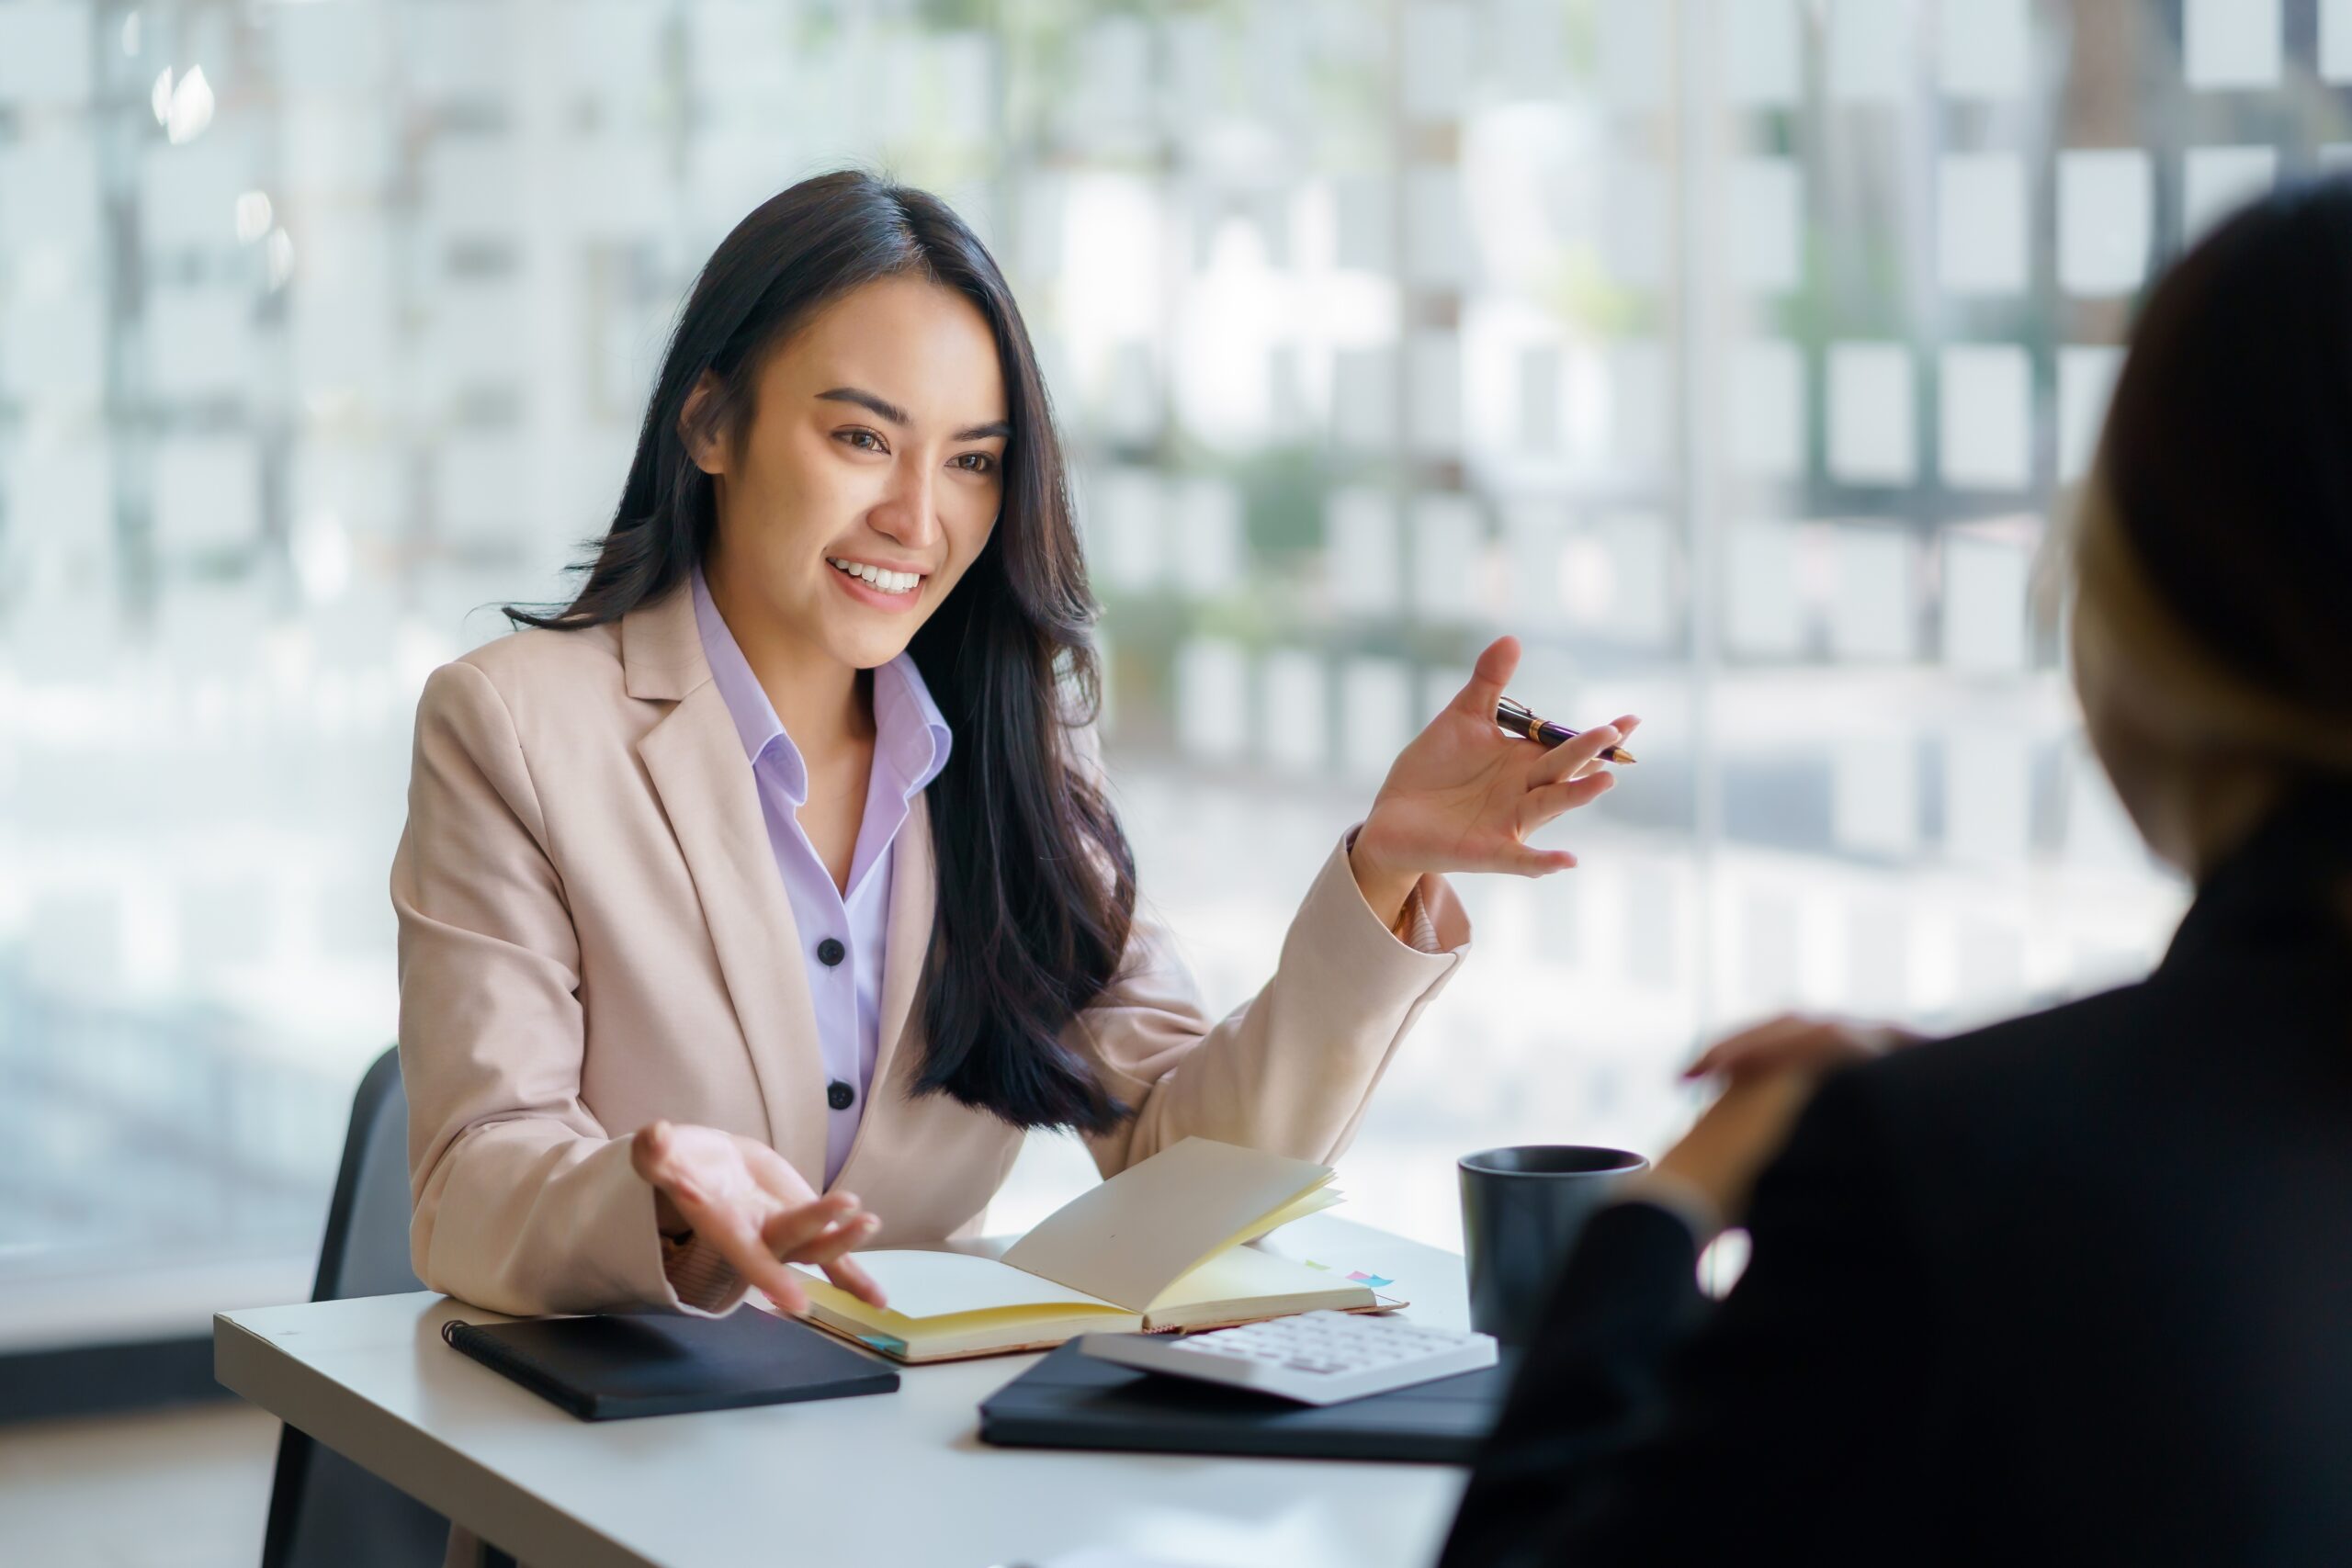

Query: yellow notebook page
(793, 1248), (1122, 1318)
(1001, 1137), (1338, 1310)
(795, 1279), (1133, 1344)
(1208, 1187), (1343, 1257)
(1144, 1240), (1372, 1316)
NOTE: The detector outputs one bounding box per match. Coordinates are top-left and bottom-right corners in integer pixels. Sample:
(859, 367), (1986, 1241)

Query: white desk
(213, 1215), (1476, 1568)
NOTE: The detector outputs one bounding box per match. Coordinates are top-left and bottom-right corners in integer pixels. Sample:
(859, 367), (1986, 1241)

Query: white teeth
(828, 558), (919, 594)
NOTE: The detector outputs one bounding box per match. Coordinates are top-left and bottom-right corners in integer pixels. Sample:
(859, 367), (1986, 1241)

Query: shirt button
(816, 937), (846, 966)
(827, 1080), (855, 1111)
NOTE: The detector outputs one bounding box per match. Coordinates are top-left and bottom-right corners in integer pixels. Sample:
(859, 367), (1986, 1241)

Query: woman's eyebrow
(817, 386), (910, 425)
(818, 387), (1008, 443)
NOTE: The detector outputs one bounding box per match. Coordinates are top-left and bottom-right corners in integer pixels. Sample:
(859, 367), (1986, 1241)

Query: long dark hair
(512, 170), (1136, 1134)
(2098, 176), (2352, 719)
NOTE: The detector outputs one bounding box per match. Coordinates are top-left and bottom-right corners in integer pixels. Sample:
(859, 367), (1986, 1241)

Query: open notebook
(787, 1137), (1390, 1362)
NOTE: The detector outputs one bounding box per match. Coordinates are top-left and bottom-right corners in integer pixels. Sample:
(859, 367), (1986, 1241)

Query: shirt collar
(690, 567), (951, 808)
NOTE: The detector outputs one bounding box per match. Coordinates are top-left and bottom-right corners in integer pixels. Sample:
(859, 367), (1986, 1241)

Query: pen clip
(1495, 696), (1541, 737)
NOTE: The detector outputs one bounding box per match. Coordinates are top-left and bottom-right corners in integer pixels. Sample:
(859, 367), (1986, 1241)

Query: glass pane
(15, 0), (2327, 1327)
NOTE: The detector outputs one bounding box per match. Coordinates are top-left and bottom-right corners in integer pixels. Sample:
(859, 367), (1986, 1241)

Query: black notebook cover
(977, 1337), (1509, 1463)
(442, 1307), (899, 1421)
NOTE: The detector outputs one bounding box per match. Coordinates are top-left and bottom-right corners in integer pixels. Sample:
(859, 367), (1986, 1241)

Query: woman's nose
(868, 460), (940, 547)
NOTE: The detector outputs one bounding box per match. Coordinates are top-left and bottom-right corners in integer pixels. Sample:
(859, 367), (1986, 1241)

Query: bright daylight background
(6, 0), (2344, 1359)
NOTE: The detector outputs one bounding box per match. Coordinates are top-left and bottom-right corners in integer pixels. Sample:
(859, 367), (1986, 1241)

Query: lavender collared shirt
(691, 570), (951, 1188)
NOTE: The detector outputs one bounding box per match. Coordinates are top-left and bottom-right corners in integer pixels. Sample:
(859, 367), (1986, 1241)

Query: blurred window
(12, 0), (2332, 1336)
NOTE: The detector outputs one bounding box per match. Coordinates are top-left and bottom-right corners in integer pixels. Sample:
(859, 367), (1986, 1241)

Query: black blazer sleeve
(1441, 1067), (1940, 1568)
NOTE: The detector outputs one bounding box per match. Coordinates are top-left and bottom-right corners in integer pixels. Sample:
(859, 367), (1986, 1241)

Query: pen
(1495, 696), (1638, 765)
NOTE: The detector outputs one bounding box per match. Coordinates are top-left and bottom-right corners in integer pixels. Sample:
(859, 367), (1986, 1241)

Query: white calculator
(1078, 1312), (1497, 1406)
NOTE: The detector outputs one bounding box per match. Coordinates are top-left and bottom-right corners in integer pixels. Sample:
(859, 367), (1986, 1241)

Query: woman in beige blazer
(392, 171), (1634, 1323)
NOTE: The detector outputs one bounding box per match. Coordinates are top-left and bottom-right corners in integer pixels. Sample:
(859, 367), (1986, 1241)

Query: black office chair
(259, 1046), (450, 1568)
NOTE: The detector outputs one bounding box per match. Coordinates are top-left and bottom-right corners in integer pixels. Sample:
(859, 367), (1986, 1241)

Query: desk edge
(212, 1309), (653, 1568)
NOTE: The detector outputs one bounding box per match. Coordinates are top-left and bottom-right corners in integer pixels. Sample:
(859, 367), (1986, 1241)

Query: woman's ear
(678, 371), (728, 477)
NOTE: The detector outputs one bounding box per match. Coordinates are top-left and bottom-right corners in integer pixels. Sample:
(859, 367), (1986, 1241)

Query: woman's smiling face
(692, 275), (1010, 671)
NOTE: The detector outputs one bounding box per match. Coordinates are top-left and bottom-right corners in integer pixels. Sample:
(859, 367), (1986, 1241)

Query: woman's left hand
(1349, 635), (1637, 926)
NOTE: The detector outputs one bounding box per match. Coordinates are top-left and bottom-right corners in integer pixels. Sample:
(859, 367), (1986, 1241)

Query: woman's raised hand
(629, 1120), (887, 1315)
(1349, 636), (1637, 925)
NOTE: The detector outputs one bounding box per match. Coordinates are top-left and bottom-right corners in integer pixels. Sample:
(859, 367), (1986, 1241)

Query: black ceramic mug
(1459, 1145), (1649, 1346)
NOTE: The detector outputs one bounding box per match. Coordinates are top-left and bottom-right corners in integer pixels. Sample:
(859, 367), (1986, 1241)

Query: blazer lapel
(625, 591), (829, 1180)
(829, 790), (937, 1192)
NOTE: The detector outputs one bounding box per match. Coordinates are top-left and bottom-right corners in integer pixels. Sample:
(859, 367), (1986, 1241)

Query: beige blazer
(390, 584), (1470, 1319)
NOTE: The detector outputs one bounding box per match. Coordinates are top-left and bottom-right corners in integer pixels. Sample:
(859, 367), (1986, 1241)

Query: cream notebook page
(832, 1250), (1126, 1316)
(1150, 1238), (1349, 1311)
(1000, 1136), (1336, 1311)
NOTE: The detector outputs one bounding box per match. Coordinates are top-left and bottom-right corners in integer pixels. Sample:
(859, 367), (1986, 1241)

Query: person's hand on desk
(1649, 1015), (1917, 1227)
(630, 1120), (888, 1314)
(1349, 635), (1638, 929)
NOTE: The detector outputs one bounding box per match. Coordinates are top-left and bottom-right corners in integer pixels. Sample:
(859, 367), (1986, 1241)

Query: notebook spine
(443, 1322), (596, 1418)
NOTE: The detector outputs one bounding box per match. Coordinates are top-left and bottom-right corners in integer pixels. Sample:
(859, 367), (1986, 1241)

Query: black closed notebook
(978, 1337), (1509, 1463)
(441, 1307), (899, 1421)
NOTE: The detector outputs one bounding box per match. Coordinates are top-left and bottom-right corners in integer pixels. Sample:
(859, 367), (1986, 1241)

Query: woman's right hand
(1652, 1014), (1919, 1228)
(629, 1120), (887, 1315)
(1680, 1012), (1917, 1084)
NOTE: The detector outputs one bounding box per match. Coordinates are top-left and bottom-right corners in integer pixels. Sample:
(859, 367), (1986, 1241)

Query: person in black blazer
(1442, 180), (2352, 1567)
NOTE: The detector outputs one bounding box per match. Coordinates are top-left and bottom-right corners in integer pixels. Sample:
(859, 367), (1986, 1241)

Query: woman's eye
(838, 429), (887, 453)
(952, 452), (995, 474)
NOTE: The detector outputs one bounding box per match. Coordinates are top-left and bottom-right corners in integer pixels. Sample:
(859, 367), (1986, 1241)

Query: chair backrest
(314, 1046), (427, 1303)
(260, 1046), (450, 1568)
